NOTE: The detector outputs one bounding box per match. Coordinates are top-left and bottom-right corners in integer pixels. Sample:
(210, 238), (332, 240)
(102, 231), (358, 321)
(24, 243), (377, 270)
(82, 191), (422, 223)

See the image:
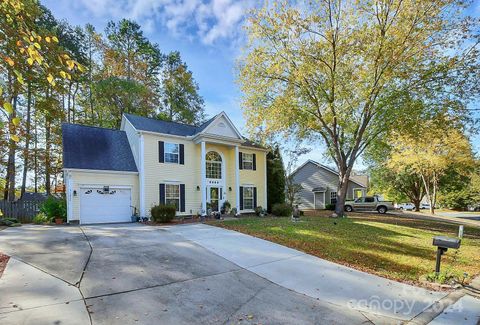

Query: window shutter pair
(238, 151), (256, 170)
(159, 183), (185, 212)
(238, 186), (257, 210)
(158, 141), (184, 164)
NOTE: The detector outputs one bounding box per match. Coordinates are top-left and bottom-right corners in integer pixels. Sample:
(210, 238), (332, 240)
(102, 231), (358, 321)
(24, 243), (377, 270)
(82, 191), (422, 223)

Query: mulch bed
(0, 253), (9, 278)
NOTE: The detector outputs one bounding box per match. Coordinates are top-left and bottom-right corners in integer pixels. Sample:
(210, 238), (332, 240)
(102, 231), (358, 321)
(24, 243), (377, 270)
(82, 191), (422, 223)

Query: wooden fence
(0, 200), (42, 223)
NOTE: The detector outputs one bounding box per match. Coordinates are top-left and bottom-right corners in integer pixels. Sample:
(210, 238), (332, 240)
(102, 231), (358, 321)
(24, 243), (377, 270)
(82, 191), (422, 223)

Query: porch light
(196, 186), (200, 191)
(73, 190), (77, 196)
(229, 187), (232, 191)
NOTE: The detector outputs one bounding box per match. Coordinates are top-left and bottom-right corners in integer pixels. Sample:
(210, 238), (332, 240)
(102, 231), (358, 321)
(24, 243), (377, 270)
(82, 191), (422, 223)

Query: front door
(208, 187), (222, 212)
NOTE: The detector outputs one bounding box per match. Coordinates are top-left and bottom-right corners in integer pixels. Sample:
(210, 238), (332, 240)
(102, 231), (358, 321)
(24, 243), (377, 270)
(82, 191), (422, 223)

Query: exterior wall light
(196, 186), (200, 191)
(229, 187), (232, 191)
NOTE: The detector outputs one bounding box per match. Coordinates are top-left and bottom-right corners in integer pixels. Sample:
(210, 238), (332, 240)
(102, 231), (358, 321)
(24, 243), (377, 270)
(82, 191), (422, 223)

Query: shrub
(221, 200), (231, 214)
(272, 203), (292, 217)
(325, 204), (335, 210)
(150, 205), (176, 223)
(230, 207), (237, 216)
(33, 213), (50, 224)
(40, 197), (66, 221)
(0, 218), (21, 227)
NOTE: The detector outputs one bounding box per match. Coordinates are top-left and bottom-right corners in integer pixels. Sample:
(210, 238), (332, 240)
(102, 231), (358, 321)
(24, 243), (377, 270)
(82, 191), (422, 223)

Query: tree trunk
(20, 82), (33, 198)
(45, 118), (51, 194)
(334, 167), (352, 217)
(6, 96), (18, 201)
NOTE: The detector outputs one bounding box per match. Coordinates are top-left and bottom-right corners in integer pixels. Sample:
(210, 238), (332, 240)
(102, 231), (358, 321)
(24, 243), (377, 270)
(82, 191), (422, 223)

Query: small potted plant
(221, 200), (231, 214)
(40, 197), (66, 225)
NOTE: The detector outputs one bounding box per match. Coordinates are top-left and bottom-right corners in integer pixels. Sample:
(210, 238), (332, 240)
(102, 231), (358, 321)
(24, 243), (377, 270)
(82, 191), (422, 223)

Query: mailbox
(433, 236), (461, 249)
(432, 235), (461, 274)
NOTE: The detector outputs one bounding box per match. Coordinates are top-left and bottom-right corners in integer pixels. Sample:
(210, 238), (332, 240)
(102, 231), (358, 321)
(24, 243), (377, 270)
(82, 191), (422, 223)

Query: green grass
(211, 213), (480, 286)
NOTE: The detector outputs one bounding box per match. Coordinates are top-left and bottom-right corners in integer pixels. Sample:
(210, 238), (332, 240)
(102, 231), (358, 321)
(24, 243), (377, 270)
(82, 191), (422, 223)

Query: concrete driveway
(0, 224), (370, 325)
(0, 223), (478, 325)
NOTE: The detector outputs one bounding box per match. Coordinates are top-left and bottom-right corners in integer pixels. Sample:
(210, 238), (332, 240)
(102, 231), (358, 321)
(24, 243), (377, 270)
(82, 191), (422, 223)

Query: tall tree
(159, 51), (205, 125)
(239, 0), (479, 216)
(388, 124), (474, 214)
(266, 146), (286, 212)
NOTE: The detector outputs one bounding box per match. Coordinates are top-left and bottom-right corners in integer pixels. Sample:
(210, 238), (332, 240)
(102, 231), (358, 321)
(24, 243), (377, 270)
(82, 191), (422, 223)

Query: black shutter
(238, 152), (243, 170)
(179, 144), (184, 165)
(159, 183), (165, 205)
(253, 154), (256, 171)
(159, 141), (164, 163)
(239, 186), (244, 210)
(253, 187), (257, 208)
(180, 184), (185, 212)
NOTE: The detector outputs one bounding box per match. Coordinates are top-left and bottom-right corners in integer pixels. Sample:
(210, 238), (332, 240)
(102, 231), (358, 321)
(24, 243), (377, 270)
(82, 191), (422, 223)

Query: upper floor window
(165, 143), (179, 163)
(242, 153), (254, 170)
(206, 151), (222, 179)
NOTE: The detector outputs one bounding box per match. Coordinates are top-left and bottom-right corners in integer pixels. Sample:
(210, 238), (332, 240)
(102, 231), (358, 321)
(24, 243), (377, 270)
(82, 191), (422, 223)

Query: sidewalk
(395, 211), (480, 229)
(165, 223), (480, 324)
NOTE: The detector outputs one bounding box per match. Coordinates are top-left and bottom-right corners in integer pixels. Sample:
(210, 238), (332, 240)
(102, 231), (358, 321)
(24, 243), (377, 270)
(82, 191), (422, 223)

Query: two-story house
(62, 112), (267, 224)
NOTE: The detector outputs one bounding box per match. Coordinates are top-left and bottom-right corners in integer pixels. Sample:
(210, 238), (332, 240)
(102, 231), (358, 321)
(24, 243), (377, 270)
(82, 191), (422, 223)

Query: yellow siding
(142, 132), (267, 215)
(68, 171), (139, 221)
(239, 147), (267, 210)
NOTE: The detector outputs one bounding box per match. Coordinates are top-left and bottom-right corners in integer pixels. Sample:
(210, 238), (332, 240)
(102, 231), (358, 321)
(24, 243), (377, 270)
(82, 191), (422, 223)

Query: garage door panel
(80, 188), (131, 224)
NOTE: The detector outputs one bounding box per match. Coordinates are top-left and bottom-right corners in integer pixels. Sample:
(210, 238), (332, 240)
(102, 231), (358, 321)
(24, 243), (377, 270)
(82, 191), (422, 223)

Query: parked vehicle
(421, 203), (431, 210)
(395, 203), (414, 211)
(344, 196), (394, 214)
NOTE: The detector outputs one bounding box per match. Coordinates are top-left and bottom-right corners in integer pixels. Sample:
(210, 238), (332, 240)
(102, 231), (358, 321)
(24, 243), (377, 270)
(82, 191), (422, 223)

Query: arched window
(206, 151), (222, 179)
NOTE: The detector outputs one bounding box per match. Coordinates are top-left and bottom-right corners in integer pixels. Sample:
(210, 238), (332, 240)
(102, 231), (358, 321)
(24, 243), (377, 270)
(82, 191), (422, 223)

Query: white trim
(290, 160), (367, 188)
(199, 112), (244, 140)
(201, 141), (207, 216)
(264, 151), (267, 209)
(239, 145), (268, 152)
(235, 145), (240, 214)
(63, 168), (138, 175)
(78, 184), (133, 189)
(193, 134), (244, 145)
(65, 171), (74, 222)
(139, 134), (145, 218)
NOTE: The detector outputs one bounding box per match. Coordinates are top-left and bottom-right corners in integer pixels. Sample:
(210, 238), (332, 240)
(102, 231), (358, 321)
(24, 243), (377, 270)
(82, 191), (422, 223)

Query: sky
(42, 0), (480, 171)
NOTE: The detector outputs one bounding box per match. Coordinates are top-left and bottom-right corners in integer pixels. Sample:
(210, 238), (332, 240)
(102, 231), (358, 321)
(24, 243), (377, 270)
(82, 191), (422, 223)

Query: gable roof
(292, 160), (367, 188)
(62, 124), (138, 172)
(123, 113), (265, 149)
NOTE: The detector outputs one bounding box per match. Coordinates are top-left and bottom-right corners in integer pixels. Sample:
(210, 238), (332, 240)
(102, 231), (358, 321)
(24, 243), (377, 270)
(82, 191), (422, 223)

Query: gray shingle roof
(124, 113), (265, 149)
(124, 113), (215, 136)
(62, 124), (138, 172)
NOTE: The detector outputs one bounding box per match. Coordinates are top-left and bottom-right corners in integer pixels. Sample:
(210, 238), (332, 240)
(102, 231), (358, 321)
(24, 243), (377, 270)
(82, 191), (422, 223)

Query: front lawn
(211, 213), (480, 286)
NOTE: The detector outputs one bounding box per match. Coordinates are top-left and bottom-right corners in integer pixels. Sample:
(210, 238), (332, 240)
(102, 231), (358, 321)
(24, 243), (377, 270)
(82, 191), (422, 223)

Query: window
(365, 197), (375, 203)
(330, 191), (337, 204)
(354, 189), (364, 199)
(165, 184), (180, 211)
(164, 143), (179, 163)
(243, 187), (254, 210)
(206, 151), (222, 179)
(242, 153), (253, 170)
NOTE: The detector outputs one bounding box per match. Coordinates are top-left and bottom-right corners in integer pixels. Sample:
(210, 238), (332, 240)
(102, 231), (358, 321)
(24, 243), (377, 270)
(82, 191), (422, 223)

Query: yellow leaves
(34, 42), (41, 49)
(66, 60), (75, 70)
(10, 135), (19, 143)
(77, 64), (85, 73)
(12, 117), (20, 126)
(3, 102), (13, 114)
(6, 57), (14, 66)
(45, 36), (51, 43)
(52, 36), (59, 43)
(27, 57), (34, 65)
(47, 73), (55, 86)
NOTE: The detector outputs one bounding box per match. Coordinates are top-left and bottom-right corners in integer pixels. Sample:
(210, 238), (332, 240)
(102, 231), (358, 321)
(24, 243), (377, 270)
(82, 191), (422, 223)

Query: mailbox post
(432, 236), (461, 275)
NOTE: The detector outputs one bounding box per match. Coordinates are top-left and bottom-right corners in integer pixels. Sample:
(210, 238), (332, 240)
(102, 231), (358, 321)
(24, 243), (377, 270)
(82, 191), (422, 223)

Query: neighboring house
(62, 112), (267, 224)
(290, 160), (368, 210)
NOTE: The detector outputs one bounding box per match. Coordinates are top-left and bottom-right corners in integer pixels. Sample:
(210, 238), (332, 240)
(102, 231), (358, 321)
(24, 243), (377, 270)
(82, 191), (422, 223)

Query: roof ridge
(62, 123), (125, 133)
(124, 113), (207, 128)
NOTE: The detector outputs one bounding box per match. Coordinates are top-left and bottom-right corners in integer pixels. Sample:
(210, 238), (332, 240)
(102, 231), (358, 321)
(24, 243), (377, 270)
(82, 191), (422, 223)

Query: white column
(201, 141), (207, 215)
(139, 134), (145, 218)
(235, 145), (240, 214)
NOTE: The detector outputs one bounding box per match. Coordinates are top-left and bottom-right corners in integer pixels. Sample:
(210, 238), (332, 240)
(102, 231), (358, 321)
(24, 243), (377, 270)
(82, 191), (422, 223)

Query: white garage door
(80, 187), (132, 224)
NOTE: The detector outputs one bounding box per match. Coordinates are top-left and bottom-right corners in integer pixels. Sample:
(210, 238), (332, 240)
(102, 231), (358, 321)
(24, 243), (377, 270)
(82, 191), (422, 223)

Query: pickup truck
(344, 196), (393, 214)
